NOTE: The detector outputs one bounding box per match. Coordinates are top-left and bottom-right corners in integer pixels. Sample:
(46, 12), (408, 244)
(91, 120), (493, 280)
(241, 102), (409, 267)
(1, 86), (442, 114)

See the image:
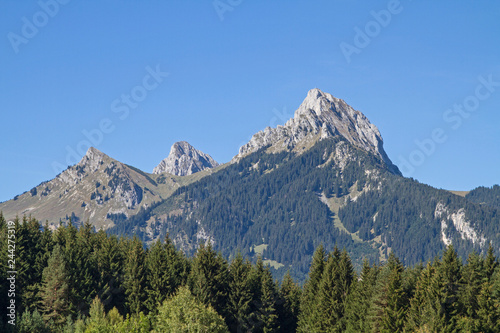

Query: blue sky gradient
(1, 0), (499, 202)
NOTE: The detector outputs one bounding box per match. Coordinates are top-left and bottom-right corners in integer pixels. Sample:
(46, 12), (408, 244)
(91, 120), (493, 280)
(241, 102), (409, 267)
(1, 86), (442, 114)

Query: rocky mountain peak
(82, 146), (106, 163)
(153, 141), (219, 176)
(236, 88), (400, 174)
(85, 146), (105, 159)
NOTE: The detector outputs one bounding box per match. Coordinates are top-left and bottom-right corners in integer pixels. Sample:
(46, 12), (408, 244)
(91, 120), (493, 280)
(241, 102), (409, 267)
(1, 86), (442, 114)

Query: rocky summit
(153, 141), (219, 176)
(236, 88), (400, 174)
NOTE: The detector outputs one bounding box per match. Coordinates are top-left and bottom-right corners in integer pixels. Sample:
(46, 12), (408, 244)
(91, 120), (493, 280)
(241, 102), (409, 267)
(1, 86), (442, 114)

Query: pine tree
(38, 245), (71, 326)
(16, 216), (44, 314)
(405, 260), (437, 332)
(95, 231), (125, 314)
(345, 259), (379, 333)
(381, 256), (407, 333)
(459, 252), (483, 321)
(316, 248), (354, 332)
(258, 267), (280, 332)
(145, 237), (186, 312)
(297, 244), (326, 332)
(407, 246), (462, 332)
(367, 252), (408, 333)
(227, 252), (253, 332)
(246, 256), (266, 331)
(188, 242), (230, 320)
(484, 242), (498, 282)
(436, 245), (462, 332)
(122, 236), (147, 315)
(478, 266), (500, 332)
(476, 281), (500, 332)
(278, 270), (301, 333)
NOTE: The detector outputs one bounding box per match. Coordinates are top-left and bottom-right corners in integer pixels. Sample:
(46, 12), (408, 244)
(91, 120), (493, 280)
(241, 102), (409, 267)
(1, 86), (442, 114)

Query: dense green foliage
(2, 214), (500, 332)
(466, 184), (500, 209)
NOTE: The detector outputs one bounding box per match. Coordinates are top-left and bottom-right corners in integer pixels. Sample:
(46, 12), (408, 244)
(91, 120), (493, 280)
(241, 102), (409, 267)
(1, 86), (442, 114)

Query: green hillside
(108, 137), (500, 282)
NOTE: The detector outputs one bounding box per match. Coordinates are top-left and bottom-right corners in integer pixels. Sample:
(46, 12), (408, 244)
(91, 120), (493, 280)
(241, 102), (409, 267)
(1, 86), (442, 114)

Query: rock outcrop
(153, 141), (219, 176)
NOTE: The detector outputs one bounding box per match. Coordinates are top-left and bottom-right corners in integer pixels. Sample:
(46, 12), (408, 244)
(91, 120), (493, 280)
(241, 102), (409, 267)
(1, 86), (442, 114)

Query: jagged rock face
(56, 147), (144, 209)
(237, 88), (400, 174)
(0, 147), (172, 229)
(153, 141), (219, 176)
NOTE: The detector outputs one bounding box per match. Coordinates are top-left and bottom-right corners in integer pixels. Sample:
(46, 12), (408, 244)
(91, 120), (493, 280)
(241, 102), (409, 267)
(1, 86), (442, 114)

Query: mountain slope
(465, 185), (500, 209)
(105, 89), (499, 281)
(112, 136), (499, 281)
(0, 147), (196, 228)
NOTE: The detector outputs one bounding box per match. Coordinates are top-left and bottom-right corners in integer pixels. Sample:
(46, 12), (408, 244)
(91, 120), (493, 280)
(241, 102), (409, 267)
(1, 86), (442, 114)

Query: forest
(2, 214), (500, 332)
(107, 138), (500, 282)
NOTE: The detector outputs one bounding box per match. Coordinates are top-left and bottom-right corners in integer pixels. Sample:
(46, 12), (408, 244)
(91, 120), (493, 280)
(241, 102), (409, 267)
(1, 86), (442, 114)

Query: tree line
(2, 213), (500, 332)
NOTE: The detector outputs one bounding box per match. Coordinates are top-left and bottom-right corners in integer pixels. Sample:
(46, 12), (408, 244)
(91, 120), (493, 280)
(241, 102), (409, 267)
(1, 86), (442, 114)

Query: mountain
(235, 88), (400, 175)
(0, 147), (208, 229)
(104, 89), (500, 281)
(2, 88), (499, 282)
(153, 141), (219, 176)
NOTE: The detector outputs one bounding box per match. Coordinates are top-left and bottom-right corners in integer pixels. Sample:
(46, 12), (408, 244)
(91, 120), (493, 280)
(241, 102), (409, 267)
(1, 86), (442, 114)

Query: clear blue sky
(1, 1), (499, 202)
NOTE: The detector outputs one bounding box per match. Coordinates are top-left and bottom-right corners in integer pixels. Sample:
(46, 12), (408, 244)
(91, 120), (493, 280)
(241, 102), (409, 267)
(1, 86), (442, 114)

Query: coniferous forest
(2, 214), (500, 332)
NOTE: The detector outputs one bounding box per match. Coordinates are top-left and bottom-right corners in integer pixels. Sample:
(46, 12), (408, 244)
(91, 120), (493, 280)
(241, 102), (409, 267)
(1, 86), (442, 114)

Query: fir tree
(345, 259), (379, 333)
(405, 260), (436, 332)
(278, 270), (301, 333)
(258, 267), (280, 332)
(459, 252), (484, 321)
(246, 256), (266, 331)
(122, 236), (147, 315)
(316, 248), (354, 332)
(367, 252), (408, 333)
(188, 242), (230, 320)
(484, 242), (498, 281)
(381, 257), (407, 332)
(145, 236), (186, 312)
(95, 231), (125, 313)
(297, 244), (326, 332)
(407, 246), (462, 332)
(435, 245), (462, 332)
(227, 252), (253, 332)
(38, 245), (71, 326)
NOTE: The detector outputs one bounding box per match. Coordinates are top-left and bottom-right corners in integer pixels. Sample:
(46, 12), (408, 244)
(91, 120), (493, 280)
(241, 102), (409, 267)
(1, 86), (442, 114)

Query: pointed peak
(236, 88), (401, 175)
(170, 141), (195, 155)
(304, 88), (339, 102)
(86, 146), (103, 156)
(153, 141), (219, 176)
(83, 146), (107, 162)
(306, 88), (327, 99)
(72, 147), (113, 171)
